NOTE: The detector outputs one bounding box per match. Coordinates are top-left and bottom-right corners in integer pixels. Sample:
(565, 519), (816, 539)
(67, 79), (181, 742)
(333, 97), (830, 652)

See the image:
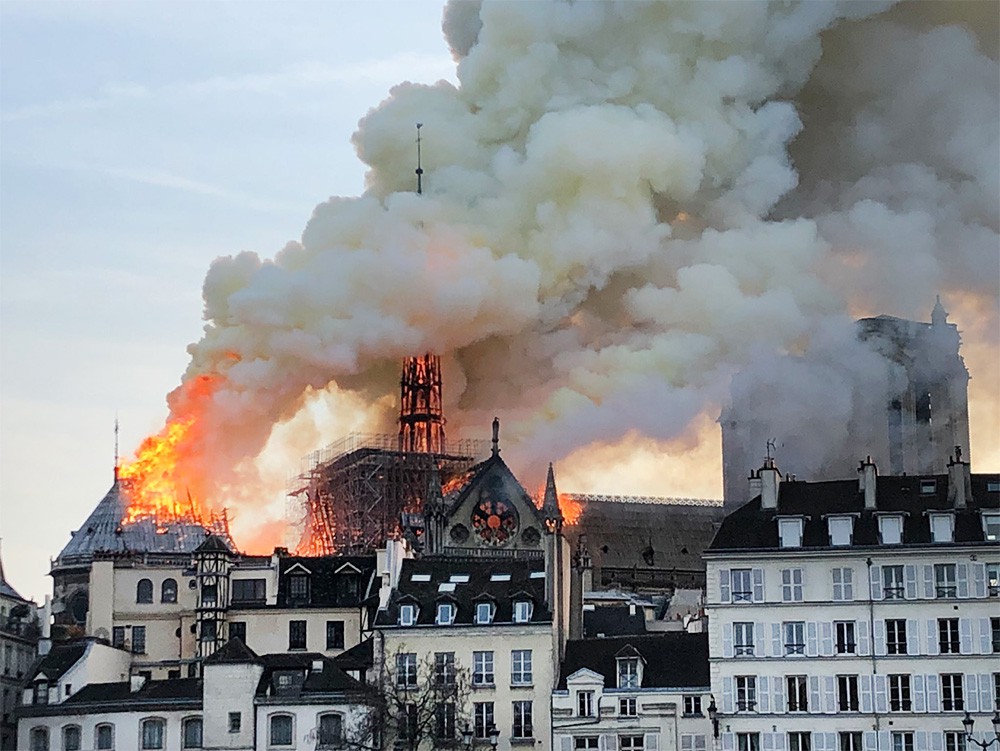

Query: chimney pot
(861, 457), (878, 509)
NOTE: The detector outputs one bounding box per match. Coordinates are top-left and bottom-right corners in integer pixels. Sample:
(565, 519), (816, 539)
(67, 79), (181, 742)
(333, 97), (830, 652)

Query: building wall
(18, 708), (198, 751)
(232, 609), (364, 657)
(254, 701), (368, 749)
(203, 661), (262, 750)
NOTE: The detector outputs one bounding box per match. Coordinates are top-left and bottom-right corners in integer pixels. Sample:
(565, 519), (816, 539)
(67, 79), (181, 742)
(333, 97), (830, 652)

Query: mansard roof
(558, 632), (710, 690)
(375, 557), (550, 627)
(63, 678), (202, 705)
(709, 471), (1000, 552)
(29, 642), (87, 682)
(257, 652), (364, 697)
(275, 555), (377, 608)
(583, 605), (647, 638)
(204, 636), (261, 665)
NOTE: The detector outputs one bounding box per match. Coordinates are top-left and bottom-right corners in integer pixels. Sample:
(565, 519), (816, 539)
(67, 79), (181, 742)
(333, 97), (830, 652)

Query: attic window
(438, 582), (456, 593)
(987, 482), (1000, 493)
(920, 479), (937, 494)
(490, 573), (511, 582)
(617, 656), (640, 689)
(513, 600), (533, 623)
(399, 604), (417, 627)
(878, 515), (904, 545)
(411, 574), (431, 583)
(449, 574), (470, 583)
(529, 571), (546, 579)
(929, 512), (955, 543)
(828, 516), (854, 546)
(983, 512), (1000, 542)
(475, 602), (494, 625)
(778, 518), (804, 548)
(436, 602), (456, 626)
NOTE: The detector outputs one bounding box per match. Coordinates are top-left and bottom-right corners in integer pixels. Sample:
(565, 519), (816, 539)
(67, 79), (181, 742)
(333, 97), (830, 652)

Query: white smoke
(157, 0), (997, 528)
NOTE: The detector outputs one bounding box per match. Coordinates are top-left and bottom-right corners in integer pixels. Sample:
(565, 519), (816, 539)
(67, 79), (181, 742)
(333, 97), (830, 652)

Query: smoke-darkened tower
(399, 354), (446, 454)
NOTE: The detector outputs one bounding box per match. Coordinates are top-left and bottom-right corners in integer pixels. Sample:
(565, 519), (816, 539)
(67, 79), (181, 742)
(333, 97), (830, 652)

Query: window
(473, 702), (494, 739)
(892, 733), (914, 751)
(879, 515), (903, 544)
(578, 690), (594, 717)
(269, 714), (293, 746)
(732, 569), (753, 602)
(883, 565), (905, 599)
(989, 563), (1000, 597)
(930, 513), (955, 543)
(513, 600), (533, 623)
(136, 579), (153, 604)
(399, 703), (418, 740)
(200, 620), (217, 642)
(945, 732), (964, 751)
(473, 651), (494, 685)
(835, 621), (856, 654)
(228, 712), (241, 733)
(511, 649), (532, 685)
(787, 675), (808, 712)
(620, 697), (637, 716)
(289, 574), (309, 603)
(781, 568), (803, 602)
(326, 620), (344, 649)
(399, 603), (417, 626)
(229, 622), (246, 643)
(200, 583), (217, 607)
(840, 733), (862, 751)
(936, 563), (957, 598)
(621, 738), (645, 751)
(618, 656), (639, 688)
(828, 516), (854, 546)
(682, 736), (708, 751)
(95, 724), (114, 750)
(941, 673), (964, 710)
(435, 652), (456, 686)
(476, 602), (494, 624)
(112, 626), (125, 649)
(734, 622), (755, 656)
(577, 739), (600, 750)
(132, 626), (146, 654)
(779, 518), (803, 548)
(396, 653), (417, 688)
(784, 621), (805, 655)
(231, 579), (265, 603)
(182, 718), (203, 749)
(317, 714), (343, 749)
(30, 728), (49, 751)
(140, 719), (165, 750)
(736, 675), (756, 711)
(889, 674), (911, 711)
(738, 734), (760, 751)
(512, 700), (533, 739)
(838, 675), (859, 711)
(62, 726), (81, 751)
(886, 619), (907, 654)
(995, 673), (1000, 709)
(939, 618), (960, 654)
(983, 513), (1000, 541)
(991, 617), (1000, 653)
(161, 579), (177, 604)
(435, 702), (457, 740)
(920, 478), (937, 494)
(436, 602), (456, 625)
(789, 733), (811, 751)
(33, 681), (49, 705)
(288, 620), (306, 650)
(832, 568), (854, 601)
(683, 695), (702, 715)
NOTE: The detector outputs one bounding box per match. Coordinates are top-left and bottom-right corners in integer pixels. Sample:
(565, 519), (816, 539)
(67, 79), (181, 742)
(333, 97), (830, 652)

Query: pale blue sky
(0, 0), (457, 601)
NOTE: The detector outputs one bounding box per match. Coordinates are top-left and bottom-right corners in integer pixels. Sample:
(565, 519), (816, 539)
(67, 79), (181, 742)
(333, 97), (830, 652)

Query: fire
(558, 493), (583, 526)
(118, 374), (221, 524)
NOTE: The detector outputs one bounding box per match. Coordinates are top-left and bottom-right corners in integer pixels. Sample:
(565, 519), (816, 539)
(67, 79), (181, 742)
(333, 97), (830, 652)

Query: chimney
(748, 469), (762, 504)
(759, 458), (781, 510)
(947, 446), (971, 509)
(859, 456), (878, 510)
(130, 674), (147, 693)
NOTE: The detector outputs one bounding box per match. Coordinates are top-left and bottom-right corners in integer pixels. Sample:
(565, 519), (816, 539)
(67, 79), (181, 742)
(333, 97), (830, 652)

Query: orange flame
(558, 493), (583, 526)
(118, 374), (221, 524)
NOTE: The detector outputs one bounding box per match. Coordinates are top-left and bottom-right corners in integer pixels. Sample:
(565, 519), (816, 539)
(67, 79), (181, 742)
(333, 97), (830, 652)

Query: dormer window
(399, 603), (417, 627)
(828, 516), (854, 546)
(878, 515), (904, 545)
(778, 518), (804, 548)
(33, 681), (48, 705)
(513, 600), (533, 623)
(436, 602), (456, 625)
(617, 655), (641, 688)
(982, 512), (1000, 542)
(475, 602), (494, 625)
(920, 479), (937, 494)
(289, 574), (309, 604)
(930, 513), (955, 543)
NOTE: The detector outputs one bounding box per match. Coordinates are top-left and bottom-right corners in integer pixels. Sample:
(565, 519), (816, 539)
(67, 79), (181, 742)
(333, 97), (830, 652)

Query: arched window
(94, 724), (114, 750)
(268, 714), (294, 747)
(161, 578), (178, 604)
(181, 717), (203, 749)
(61, 725), (81, 751)
(30, 727), (49, 751)
(317, 713), (343, 749)
(136, 579), (153, 604)
(140, 718), (165, 750)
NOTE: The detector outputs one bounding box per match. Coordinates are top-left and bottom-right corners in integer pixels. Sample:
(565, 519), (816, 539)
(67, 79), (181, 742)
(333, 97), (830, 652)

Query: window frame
(734, 621), (755, 656)
(399, 603), (417, 626)
(781, 568), (803, 602)
(939, 617), (961, 654)
(136, 579), (153, 604)
(139, 718), (166, 751)
(882, 565), (905, 599)
(935, 563), (957, 598)
(577, 689), (595, 717)
(513, 600), (533, 623)
(837, 675), (859, 712)
(511, 649), (532, 686)
(396, 652), (418, 689)
(735, 675), (756, 712)
(288, 619), (307, 650)
(472, 650), (494, 686)
(316, 713), (343, 750)
(783, 621), (806, 656)
(731, 569), (753, 602)
(889, 674), (912, 712)
(786, 674), (808, 712)
(160, 578), (178, 604)
(885, 619), (907, 655)
(268, 713), (295, 748)
(941, 673), (964, 711)
(511, 700), (533, 739)
(62, 724), (82, 751)
(181, 717), (203, 750)
(436, 601), (456, 625)
(619, 696), (638, 717)
(94, 723), (115, 751)
(473, 701), (494, 739)
(434, 651), (456, 687)
(835, 621), (856, 654)
(30, 726), (49, 751)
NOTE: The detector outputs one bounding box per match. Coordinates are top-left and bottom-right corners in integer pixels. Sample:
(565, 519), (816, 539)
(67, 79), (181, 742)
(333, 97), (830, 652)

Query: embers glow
(558, 493), (583, 526)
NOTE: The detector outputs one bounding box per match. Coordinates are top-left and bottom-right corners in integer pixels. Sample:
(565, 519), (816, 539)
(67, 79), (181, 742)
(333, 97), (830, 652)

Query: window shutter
(723, 676), (735, 714)
(774, 672), (786, 713)
(915, 732), (929, 751)
(907, 619), (920, 656)
(720, 569), (731, 604)
(601, 734), (618, 751)
(810, 676), (822, 714)
(980, 618), (993, 654)
(820, 621), (833, 656)
(965, 674), (980, 712)
(771, 623), (782, 657)
(858, 620), (871, 656)
(833, 568), (843, 601)
(925, 673), (940, 712)
(723, 622), (734, 658)
(823, 675), (836, 713)
(864, 732), (878, 751)
(826, 733), (839, 751)
(753, 568), (765, 602)
(874, 674), (888, 713)
(904, 564), (918, 599)
(763, 732), (776, 751)
(722, 733), (736, 751)
(930, 732), (944, 751)
(960, 618), (973, 654)
(972, 563), (987, 598)
(913, 674), (926, 712)
(925, 620), (939, 656)
(645, 734), (660, 751)
(806, 622), (818, 657)
(957, 564), (970, 598)
(879, 732), (891, 751)
(870, 565), (882, 600)
(860, 673), (873, 713)
(561, 738), (573, 751)
(759, 676), (771, 713)
(978, 673), (992, 710)
(923, 565), (935, 599)
(844, 567), (854, 600)
(873, 619), (886, 657)
(782, 569), (791, 602)
(756, 623), (767, 657)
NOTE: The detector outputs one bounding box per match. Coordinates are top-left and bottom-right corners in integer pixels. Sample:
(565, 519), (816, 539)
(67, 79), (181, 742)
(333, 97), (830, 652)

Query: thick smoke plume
(137, 0), (998, 540)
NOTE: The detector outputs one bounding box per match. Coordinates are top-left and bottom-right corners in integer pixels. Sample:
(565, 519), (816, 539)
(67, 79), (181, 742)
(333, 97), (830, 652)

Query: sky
(0, 1), (458, 602)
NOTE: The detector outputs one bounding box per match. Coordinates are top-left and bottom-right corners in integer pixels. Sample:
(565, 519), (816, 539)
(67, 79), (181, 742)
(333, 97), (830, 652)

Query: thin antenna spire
(415, 123), (424, 195)
(114, 415), (120, 482)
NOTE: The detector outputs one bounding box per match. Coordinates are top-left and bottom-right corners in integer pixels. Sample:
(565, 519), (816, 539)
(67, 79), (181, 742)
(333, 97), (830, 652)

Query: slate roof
(275, 556), (377, 608)
(204, 637), (261, 665)
(375, 557), (550, 627)
(257, 652), (364, 697)
(63, 678), (202, 705)
(709, 471), (1000, 552)
(335, 637), (374, 672)
(583, 606), (647, 638)
(559, 632), (710, 690)
(30, 642), (87, 682)
(0, 543), (26, 601)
